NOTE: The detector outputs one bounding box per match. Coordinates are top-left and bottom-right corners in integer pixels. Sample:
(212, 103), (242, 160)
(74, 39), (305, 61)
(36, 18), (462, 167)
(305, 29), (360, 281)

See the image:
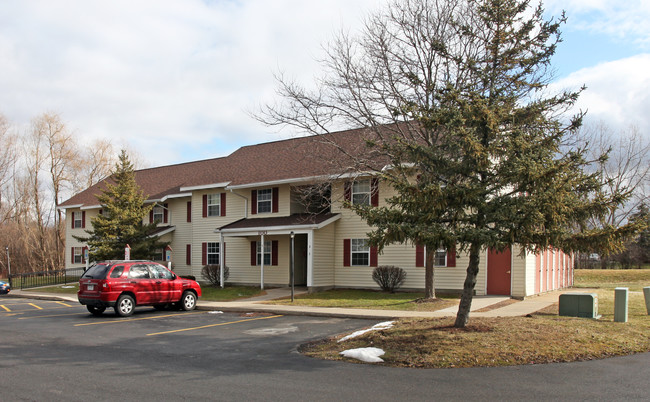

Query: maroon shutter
(415, 244), (425, 267)
(202, 242), (207, 265)
(251, 190), (257, 214)
(71, 247), (75, 264)
(149, 209), (154, 223)
(82, 246), (88, 263)
(186, 244), (191, 265)
(370, 246), (378, 267)
(220, 193), (226, 216)
(163, 203), (168, 223)
(371, 178), (379, 207)
(71, 213), (75, 229)
(82, 211), (86, 228)
(187, 201), (192, 222)
(202, 194), (208, 218)
(344, 182), (351, 203)
(343, 239), (351, 267)
(99, 209), (103, 216)
(272, 240), (278, 266)
(447, 246), (456, 267)
(272, 187), (279, 213)
(250, 241), (257, 265)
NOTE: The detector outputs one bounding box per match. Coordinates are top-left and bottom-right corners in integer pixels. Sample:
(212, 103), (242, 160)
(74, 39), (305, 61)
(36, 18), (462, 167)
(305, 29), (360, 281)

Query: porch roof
(217, 213), (340, 234)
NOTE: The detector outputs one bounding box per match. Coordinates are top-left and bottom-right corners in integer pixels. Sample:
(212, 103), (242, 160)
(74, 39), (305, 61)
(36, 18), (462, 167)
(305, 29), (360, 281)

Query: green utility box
(559, 293), (599, 318)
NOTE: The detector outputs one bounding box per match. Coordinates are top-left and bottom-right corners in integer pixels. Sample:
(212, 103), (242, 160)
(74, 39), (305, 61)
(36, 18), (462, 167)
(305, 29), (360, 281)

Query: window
(352, 180), (371, 205)
(149, 264), (173, 279)
(73, 247), (84, 264)
(351, 239), (370, 266)
(109, 266), (125, 278)
(128, 265), (150, 279)
(73, 212), (83, 228)
(434, 249), (447, 267)
(207, 242), (220, 265)
(257, 241), (271, 265)
(152, 206), (163, 222)
(152, 248), (164, 261)
(257, 189), (272, 213)
(207, 194), (220, 217)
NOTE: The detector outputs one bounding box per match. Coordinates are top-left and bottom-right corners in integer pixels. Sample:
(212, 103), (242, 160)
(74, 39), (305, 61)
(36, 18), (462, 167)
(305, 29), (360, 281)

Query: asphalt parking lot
(2, 296), (649, 401)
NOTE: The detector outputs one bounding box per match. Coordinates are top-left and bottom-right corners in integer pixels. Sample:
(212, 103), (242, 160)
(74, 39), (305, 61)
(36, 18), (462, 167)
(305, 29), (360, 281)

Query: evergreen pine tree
(74, 150), (168, 261)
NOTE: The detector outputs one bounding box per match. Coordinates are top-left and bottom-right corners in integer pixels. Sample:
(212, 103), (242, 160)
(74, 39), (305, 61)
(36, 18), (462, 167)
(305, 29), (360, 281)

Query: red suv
(78, 260), (202, 317)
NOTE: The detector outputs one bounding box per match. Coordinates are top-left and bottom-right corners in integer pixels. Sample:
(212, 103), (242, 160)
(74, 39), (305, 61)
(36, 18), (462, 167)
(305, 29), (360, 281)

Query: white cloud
(543, 0), (650, 45)
(549, 54), (650, 135)
(0, 0), (381, 165)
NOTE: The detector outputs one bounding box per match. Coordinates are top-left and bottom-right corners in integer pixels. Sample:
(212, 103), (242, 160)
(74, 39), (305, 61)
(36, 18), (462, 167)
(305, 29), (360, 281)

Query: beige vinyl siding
(190, 190), (244, 278)
(225, 235), (289, 286)
(312, 225), (336, 287)
(64, 208), (100, 269)
(510, 245), (527, 298)
(249, 184), (292, 217)
(166, 198), (193, 276)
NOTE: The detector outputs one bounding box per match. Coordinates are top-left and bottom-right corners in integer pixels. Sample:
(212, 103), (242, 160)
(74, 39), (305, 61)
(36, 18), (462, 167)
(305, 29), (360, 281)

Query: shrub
(372, 265), (406, 292)
(201, 264), (230, 286)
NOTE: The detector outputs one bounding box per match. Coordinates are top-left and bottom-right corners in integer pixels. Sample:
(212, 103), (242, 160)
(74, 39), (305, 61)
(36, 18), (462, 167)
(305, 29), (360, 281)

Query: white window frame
(257, 189), (272, 214)
(152, 206), (164, 222)
(73, 247), (83, 264)
(257, 240), (271, 266)
(73, 212), (82, 228)
(152, 248), (164, 261)
(351, 239), (370, 266)
(207, 193), (221, 217)
(434, 248), (447, 267)
(207, 242), (220, 265)
(352, 180), (371, 206)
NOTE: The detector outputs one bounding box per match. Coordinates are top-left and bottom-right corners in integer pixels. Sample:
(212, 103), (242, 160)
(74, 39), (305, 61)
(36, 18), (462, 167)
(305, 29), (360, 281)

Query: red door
(487, 248), (511, 296)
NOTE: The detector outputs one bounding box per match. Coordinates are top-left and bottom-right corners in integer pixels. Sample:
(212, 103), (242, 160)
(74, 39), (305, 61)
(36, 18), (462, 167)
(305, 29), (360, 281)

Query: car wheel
(86, 305), (106, 316)
(115, 294), (135, 317)
(179, 291), (196, 311)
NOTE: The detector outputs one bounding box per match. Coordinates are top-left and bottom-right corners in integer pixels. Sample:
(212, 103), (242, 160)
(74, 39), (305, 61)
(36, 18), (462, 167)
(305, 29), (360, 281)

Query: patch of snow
(60, 286), (75, 289)
(243, 326), (298, 336)
(340, 347), (385, 363)
(208, 311), (223, 314)
(338, 321), (394, 342)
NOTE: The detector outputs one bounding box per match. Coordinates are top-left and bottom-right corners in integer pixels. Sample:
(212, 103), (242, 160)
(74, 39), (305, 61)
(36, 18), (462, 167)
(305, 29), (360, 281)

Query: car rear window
(82, 264), (111, 279)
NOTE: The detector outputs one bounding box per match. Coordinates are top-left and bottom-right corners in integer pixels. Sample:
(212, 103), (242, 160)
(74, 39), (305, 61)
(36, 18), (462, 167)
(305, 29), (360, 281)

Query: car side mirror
(171, 273), (177, 280)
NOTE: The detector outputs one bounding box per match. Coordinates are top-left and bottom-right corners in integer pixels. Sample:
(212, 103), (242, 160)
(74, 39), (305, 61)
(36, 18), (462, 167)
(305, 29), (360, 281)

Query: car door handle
(130, 281), (137, 284)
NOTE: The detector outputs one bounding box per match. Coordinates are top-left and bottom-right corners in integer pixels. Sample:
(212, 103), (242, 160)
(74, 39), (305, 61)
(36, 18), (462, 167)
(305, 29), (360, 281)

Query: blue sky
(1, 0), (648, 167)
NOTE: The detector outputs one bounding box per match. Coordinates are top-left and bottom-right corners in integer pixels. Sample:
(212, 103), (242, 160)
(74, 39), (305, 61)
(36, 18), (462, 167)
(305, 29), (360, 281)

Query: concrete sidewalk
(4, 287), (578, 319)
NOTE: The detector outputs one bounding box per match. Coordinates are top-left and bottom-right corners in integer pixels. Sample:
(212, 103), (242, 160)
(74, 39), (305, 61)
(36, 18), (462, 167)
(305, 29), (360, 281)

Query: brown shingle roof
(219, 213), (339, 231)
(60, 126), (390, 208)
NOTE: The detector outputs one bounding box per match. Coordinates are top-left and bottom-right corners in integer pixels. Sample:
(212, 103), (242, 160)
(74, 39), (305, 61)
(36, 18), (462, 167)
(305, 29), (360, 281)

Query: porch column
(260, 233), (265, 290)
(307, 230), (313, 287)
(219, 232), (225, 289)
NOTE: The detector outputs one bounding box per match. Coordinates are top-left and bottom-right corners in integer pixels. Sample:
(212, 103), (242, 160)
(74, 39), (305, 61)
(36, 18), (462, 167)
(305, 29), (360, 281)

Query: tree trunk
(424, 248), (436, 299)
(454, 241), (481, 328)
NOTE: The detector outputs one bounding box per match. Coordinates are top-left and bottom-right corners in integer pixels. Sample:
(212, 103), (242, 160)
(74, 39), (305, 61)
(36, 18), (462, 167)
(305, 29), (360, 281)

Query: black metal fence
(8, 267), (86, 290)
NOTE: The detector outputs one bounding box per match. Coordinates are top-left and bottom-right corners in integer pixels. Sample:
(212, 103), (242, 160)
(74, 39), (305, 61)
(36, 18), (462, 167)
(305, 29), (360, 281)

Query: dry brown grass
(301, 273), (650, 368)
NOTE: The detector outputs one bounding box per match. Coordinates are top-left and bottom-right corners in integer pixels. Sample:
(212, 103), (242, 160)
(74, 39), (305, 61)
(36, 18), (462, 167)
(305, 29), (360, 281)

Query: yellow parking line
(0, 305), (10, 312)
(19, 312), (84, 320)
(55, 301), (74, 307)
(74, 311), (204, 326)
(28, 303), (43, 310)
(147, 315), (283, 336)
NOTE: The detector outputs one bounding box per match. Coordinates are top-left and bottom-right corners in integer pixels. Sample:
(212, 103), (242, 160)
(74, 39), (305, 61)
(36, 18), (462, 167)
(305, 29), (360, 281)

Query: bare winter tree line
(0, 112), (133, 277)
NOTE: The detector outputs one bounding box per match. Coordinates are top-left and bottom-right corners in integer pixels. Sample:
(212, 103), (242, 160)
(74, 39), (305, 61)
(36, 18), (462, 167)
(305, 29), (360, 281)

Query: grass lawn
(267, 289), (457, 311)
(301, 269), (650, 368)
